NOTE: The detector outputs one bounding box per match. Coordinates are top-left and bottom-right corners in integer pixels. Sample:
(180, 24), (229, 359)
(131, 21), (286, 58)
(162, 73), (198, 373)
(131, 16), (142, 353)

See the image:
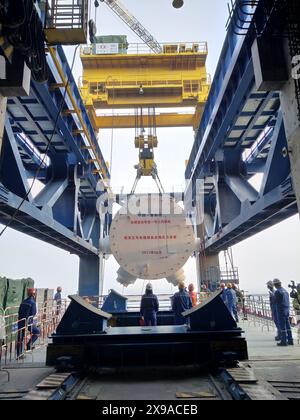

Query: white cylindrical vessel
(110, 195), (195, 283)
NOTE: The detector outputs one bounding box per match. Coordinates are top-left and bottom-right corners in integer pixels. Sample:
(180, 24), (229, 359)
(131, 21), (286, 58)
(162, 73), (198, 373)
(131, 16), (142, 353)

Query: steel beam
(90, 112), (196, 129)
(205, 181), (296, 253)
(0, 182), (98, 256)
(0, 120), (33, 200)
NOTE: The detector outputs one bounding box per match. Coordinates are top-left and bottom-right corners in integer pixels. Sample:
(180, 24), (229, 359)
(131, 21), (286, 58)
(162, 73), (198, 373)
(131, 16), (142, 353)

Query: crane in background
(98, 0), (162, 53)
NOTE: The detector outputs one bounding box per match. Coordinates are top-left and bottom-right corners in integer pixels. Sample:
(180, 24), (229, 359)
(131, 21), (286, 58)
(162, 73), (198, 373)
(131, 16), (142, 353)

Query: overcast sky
(0, 0), (299, 297)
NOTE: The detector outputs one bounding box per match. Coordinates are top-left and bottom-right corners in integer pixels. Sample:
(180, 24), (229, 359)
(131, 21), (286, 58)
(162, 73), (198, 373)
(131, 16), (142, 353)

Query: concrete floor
(240, 321), (300, 390)
(0, 347), (53, 398)
(240, 321), (300, 360)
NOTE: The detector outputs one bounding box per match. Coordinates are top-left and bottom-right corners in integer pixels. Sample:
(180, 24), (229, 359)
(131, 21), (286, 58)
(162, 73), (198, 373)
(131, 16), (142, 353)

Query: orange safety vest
(189, 291), (197, 307)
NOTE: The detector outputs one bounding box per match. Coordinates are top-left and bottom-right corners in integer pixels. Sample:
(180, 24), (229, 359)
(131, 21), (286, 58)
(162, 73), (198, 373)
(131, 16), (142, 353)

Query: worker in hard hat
(225, 283), (238, 322)
(273, 279), (293, 346)
(219, 283), (227, 305)
(172, 282), (192, 325)
(266, 280), (280, 341)
(54, 286), (63, 315)
(17, 288), (40, 358)
(140, 283), (159, 327)
(188, 284), (197, 307)
(54, 287), (62, 304)
(292, 284), (300, 343)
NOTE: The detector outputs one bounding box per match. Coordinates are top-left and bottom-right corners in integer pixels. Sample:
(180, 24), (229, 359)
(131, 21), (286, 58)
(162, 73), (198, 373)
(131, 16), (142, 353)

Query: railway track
(2, 360), (299, 401)
(18, 367), (232, 401)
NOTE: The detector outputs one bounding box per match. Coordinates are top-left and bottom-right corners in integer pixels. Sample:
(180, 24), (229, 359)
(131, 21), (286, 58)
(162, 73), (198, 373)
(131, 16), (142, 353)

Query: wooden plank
(227, 368), (258, 384)
(36, 373), (70, 389)
(23, 389), (54, 400)
(241, 385), (278, 400)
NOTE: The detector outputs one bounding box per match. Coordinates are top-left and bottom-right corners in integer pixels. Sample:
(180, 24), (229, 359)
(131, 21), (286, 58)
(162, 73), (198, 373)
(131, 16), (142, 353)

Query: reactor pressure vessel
(109, 195), (195, 284)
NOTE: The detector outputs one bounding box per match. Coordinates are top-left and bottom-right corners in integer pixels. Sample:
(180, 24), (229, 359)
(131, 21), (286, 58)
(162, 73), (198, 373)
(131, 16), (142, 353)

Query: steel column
(196, 252), (220, 290)
(78, 255), (102, 297)
(281, 43), (300, 214)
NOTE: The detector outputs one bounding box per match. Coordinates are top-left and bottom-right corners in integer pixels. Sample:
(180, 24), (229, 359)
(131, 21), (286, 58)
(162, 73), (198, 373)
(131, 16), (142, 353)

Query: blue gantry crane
(185, 0), (300, 284)
(0, 1), (110, 296)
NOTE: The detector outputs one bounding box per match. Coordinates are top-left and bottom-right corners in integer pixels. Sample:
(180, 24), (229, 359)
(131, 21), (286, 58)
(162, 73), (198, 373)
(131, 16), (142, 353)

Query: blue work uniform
(274, 287), (293, 345)
(140, 293), (159, 326)
(269, 289), (280, 338)
(17, 297), (40, 357)
(220, 289), (227, 305)
(225, 289), (237, 320)
(54, 292), (62, 315)
(54, 292), (62, 305)
(172, 290), (192, 325)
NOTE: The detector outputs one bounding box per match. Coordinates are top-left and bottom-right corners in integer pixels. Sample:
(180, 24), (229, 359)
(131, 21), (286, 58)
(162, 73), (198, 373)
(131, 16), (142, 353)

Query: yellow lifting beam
(88, 110), (201, 130)
(80, 42), (210, 130)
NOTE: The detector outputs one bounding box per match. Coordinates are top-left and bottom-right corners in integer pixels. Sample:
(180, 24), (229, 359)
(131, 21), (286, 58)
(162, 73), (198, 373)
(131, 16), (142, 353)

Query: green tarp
(21, 278), (35, 300)
(2, 277), (34, 314)
(5, 279), (24, 314)
(0, 277), (35, 343)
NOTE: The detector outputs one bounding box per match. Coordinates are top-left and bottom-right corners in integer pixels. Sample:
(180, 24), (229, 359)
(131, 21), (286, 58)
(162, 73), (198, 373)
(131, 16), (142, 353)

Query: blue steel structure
(186, 2), (298, 254)
(0, 44), (110, 296)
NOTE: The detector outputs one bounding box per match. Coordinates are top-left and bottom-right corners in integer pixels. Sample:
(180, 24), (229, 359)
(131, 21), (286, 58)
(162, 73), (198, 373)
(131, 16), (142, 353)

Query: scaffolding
(45, 0), (89, 45)
(204, 266), (240, 291)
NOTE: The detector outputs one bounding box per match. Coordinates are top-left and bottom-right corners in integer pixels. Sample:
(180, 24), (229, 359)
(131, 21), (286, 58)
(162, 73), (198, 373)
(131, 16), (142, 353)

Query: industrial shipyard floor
(0, 322), (299, 400)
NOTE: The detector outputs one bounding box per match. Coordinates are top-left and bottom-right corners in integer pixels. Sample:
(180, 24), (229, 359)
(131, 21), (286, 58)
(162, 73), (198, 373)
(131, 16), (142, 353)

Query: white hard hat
(273, 278), (281, 286)
(146, 283), (153, 291)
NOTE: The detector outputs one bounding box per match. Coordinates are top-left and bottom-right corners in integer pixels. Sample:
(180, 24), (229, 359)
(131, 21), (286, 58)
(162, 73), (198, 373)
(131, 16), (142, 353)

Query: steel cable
(0, 0), (48, 82)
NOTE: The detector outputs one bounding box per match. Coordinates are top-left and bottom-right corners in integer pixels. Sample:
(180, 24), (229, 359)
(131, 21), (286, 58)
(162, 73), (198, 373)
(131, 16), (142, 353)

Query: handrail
(79, 74), (211, 87)
(242, 295), (298, 335)
(0, 299), (68, 364)
(82, 292), (212, 312)
(80, 42), (208, 57)
(96, 110), (196, 117)
(46, 0), (88, 30)
(79, 76), (211, 103)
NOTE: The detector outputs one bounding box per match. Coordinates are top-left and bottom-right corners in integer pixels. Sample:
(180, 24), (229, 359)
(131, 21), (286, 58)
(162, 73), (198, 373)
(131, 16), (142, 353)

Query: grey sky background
(0, 0), (299, 297)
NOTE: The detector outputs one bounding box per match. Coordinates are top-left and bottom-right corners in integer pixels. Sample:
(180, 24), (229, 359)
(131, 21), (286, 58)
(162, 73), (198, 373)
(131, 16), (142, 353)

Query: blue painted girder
(202, 115), (297, 252)
(1, 43), (114, 256)
(185, 2), (297, 252)
(0, 182), (98, 256)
